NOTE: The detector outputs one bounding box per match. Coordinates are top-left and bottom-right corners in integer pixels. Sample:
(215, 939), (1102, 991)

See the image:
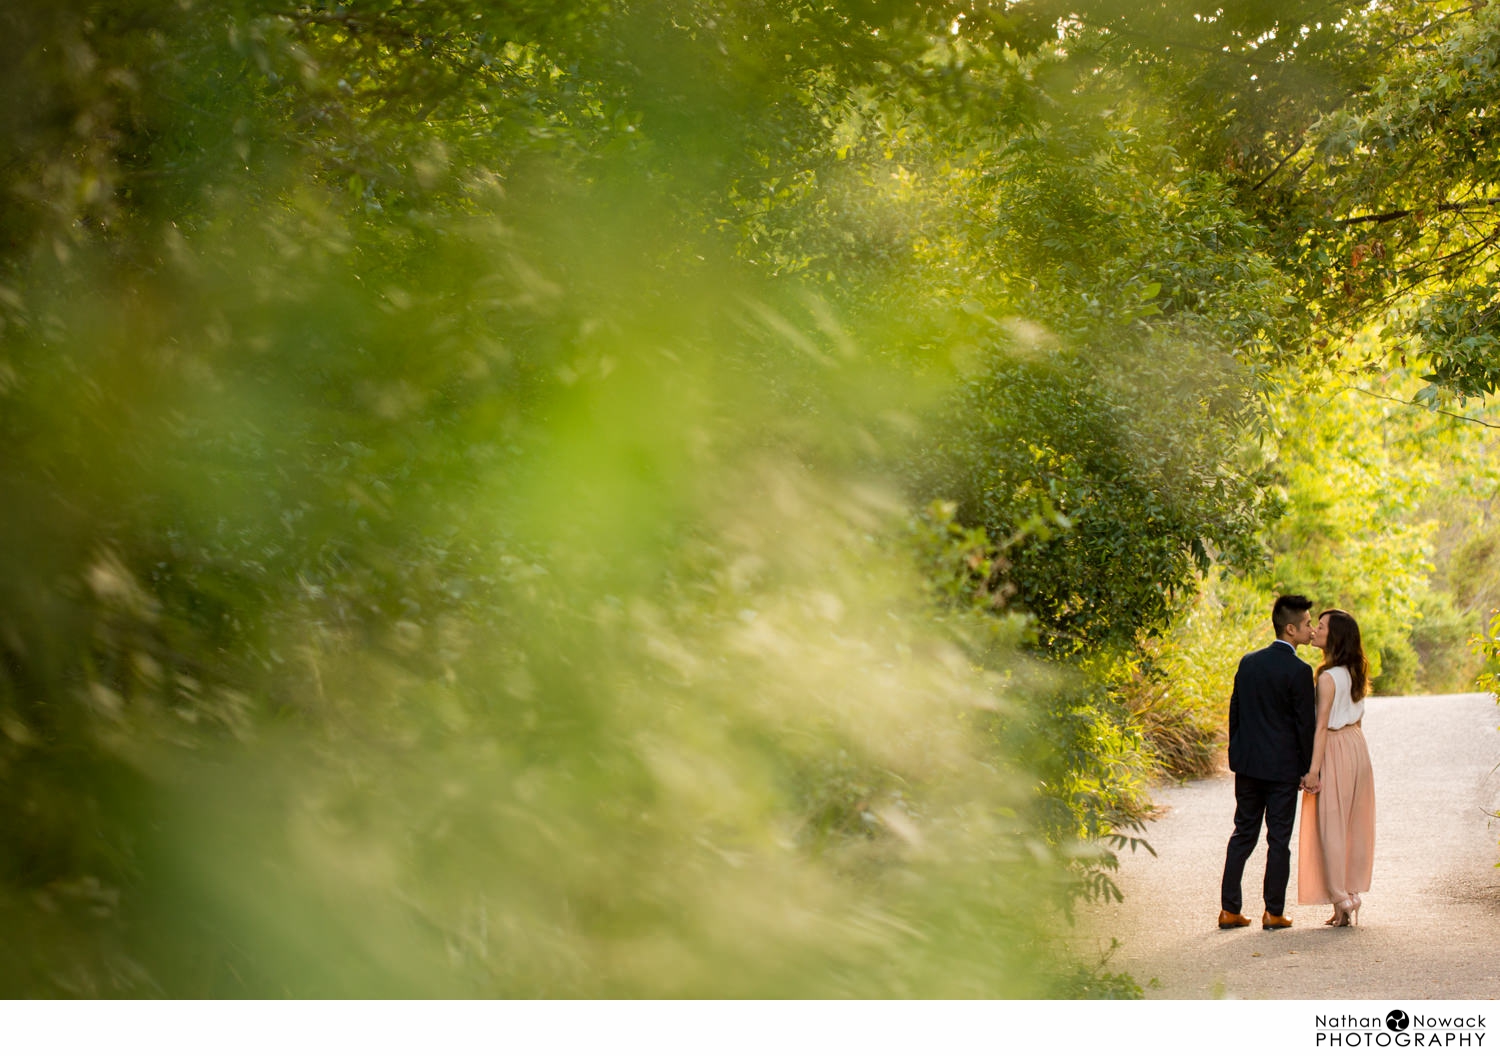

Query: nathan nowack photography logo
(1314, 1009), (1486, 1048)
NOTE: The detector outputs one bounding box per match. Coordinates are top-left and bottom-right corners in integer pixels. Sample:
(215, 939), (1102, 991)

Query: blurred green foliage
(0, 0), (1143, 997)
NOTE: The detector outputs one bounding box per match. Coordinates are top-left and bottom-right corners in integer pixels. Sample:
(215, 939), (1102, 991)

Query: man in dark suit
(1219, 593), (1317, 930)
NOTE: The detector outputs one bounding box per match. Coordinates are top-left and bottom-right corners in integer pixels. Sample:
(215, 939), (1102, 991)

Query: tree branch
(1337, 197), (1500, 225)
(1090, 22), (1294, 70)
(1374, 5), (1474, 57)
(1347, 385), (1500, 429)
(1249, 137), (1306, 194)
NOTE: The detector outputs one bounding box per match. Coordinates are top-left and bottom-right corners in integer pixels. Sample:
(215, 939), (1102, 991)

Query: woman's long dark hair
(1316, 608), (1370, 702)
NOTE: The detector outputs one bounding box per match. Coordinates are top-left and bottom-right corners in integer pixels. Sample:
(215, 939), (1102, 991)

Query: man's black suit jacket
(1227, 641), (1316, 783)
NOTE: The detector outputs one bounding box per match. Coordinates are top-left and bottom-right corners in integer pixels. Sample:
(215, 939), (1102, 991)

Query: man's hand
(1300, 771), (1320, 795)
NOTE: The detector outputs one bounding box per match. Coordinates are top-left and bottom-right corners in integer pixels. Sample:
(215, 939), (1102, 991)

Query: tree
(1037, 0), (1500, 399)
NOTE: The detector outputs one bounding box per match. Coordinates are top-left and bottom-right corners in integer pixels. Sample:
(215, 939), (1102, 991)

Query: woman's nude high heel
(1331, 896), (1360, 927)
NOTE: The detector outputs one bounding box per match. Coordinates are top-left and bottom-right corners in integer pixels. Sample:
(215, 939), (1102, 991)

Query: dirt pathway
(1074, 692), (1500, 999)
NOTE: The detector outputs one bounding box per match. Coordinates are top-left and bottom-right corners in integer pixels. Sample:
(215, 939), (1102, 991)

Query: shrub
(1411, 590), (1482, 693)
(1119, 571), (1266, 779)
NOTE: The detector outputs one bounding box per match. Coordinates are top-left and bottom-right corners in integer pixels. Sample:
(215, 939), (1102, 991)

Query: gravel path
(1075, 692), (1500, 999)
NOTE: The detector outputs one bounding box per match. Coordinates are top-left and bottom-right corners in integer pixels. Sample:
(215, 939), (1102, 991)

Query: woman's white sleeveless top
(1324, 665), (1364, 730)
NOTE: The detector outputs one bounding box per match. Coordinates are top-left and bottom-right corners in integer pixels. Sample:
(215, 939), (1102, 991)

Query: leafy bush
(1410, 591), (1482, 694)
(906, 502), (1157, 903)
(1474, 610), (1500, 697)
(1120, 571), (1267, 778)
(1450, 527), (1500, 618)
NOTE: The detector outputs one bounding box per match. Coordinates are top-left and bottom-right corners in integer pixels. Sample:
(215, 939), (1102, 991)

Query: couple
(1218, 594), (1377, 931)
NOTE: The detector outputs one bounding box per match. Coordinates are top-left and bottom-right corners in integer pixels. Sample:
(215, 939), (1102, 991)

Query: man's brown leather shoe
(1262, 911), (1293, 930)
(1218, 910), (1251, 929)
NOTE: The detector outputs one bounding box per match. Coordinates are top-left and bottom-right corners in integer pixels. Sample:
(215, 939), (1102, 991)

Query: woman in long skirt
(1297, 608), (1376, 926)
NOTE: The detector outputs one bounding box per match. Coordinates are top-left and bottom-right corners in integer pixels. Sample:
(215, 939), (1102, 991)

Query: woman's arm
(1303, 672), (1335, 793)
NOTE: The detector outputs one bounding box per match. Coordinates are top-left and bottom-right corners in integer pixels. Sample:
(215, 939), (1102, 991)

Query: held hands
(1300, 772), (1320, 795)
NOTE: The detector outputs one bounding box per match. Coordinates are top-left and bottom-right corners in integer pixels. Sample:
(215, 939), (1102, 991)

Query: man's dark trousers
(1221, 774), (1300, 916)
(1220, 639), (1314, 917)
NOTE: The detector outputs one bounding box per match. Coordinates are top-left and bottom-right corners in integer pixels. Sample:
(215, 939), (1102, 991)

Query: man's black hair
(1271, 594), (1313, 638)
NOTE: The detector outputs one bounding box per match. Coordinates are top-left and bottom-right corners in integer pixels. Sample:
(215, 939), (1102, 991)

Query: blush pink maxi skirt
(1297, 724), (1376, 905)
